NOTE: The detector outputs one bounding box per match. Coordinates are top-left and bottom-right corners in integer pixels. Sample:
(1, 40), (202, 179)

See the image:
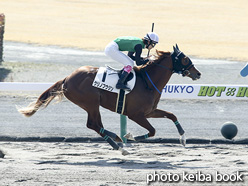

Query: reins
(145, 71), (162, 94)
(153, 62), (173, 72)
(142, 54), (172, 95)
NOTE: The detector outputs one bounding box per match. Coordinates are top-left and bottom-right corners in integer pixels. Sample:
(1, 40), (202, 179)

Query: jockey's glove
(142, 59), (149, 65)
(136, 58), (149, 66)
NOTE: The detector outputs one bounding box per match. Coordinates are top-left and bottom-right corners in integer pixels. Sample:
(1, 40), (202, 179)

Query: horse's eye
(182, 57), (189, 65)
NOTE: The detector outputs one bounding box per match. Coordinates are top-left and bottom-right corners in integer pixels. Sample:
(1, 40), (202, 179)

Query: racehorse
(18, 45), (201, 155)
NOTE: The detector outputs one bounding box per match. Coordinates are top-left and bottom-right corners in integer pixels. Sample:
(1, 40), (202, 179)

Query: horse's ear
(173, 46), (178, 54)
(176, 44), (180, 50)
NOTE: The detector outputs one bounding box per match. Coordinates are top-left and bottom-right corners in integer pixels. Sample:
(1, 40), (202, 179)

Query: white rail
(0, 82), (53, 92)
(0, 82), (248, 100)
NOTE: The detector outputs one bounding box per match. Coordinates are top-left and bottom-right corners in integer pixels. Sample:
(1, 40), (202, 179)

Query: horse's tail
(18, 78), (66, 117)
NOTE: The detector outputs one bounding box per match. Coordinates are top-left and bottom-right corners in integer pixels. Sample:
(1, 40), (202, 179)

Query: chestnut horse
(18, 45), (201, 155)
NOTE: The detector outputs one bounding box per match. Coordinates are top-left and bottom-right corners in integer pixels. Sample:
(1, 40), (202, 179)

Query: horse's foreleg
(147, 109), (185, 135)
(126, 114), (156, 141)
(147, 109), (186, 146)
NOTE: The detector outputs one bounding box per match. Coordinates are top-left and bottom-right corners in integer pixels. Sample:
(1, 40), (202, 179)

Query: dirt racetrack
(0, 142), (248, 186)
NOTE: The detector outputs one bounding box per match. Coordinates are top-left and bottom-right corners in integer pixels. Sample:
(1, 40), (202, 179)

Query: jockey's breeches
(105, 41), (134, 68)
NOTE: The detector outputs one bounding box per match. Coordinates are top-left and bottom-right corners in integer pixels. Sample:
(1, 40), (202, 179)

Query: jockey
(105, 32), (159, 91)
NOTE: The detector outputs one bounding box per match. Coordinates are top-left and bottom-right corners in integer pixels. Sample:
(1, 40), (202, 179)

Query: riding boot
(116, 71), (131, 91)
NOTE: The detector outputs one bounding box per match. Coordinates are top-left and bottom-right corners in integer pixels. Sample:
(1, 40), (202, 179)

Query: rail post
(120, 114), (127, 143)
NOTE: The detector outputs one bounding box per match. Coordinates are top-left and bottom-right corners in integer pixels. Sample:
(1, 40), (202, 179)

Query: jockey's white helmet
(144, 32), (159, 44)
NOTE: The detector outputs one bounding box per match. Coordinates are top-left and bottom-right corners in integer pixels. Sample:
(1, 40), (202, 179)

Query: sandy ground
(1, 90), (248, 186)
(1, 0), (248, 61)
(1, 92), (248, 139)
(0, 142), (248, 186)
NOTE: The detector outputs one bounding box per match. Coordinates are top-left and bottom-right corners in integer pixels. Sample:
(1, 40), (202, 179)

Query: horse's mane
(153, 50), (171, 63)
(134, 50), (171, 72)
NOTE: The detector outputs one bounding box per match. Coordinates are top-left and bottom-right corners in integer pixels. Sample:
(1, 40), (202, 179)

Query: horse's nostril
(197, 73), (201, 77)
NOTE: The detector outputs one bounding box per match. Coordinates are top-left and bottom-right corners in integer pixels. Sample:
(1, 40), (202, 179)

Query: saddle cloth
(92, 66), (136, 94)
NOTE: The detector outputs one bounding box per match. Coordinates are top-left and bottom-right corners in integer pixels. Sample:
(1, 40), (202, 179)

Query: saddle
(92, 66), (136, 95)
(107, 66), (134, 84)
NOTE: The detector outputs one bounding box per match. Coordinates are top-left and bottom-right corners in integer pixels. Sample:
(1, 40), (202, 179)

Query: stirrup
(116, 83), (131, 91)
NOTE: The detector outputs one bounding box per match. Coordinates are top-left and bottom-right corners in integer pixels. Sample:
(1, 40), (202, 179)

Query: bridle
(144, 45), (195, 94)
(152, 51), (194, 77)
(171, 51), (194, 77)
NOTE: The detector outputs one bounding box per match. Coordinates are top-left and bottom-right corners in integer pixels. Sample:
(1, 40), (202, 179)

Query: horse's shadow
(35, 157), (208, 170)
(36, 159), (175, 170)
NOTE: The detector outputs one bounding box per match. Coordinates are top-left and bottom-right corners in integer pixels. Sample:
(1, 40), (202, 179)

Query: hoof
(119, 147), (130, 156)
(180, 134), (186, 147)
(124, 133), (135, 141)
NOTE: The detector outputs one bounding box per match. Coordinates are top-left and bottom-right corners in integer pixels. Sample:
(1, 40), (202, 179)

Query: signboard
(161, 84), (248, 100)
(1, 82), (248, 100)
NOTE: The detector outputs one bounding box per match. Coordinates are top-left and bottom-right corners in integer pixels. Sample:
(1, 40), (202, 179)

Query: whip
(147, 23), (154, 57)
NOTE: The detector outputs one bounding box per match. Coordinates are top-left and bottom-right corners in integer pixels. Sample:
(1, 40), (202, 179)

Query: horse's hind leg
(86, 109), (129, 155)
(99, 128), (123, 142)
(86, 110), (122, 142)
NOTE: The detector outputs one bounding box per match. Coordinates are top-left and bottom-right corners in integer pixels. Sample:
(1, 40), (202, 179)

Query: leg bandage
(174, 121), (185, 135)
(103, 135), (119, 150)
(100, 128), (117, 139)
(134, 133), (149, 141)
